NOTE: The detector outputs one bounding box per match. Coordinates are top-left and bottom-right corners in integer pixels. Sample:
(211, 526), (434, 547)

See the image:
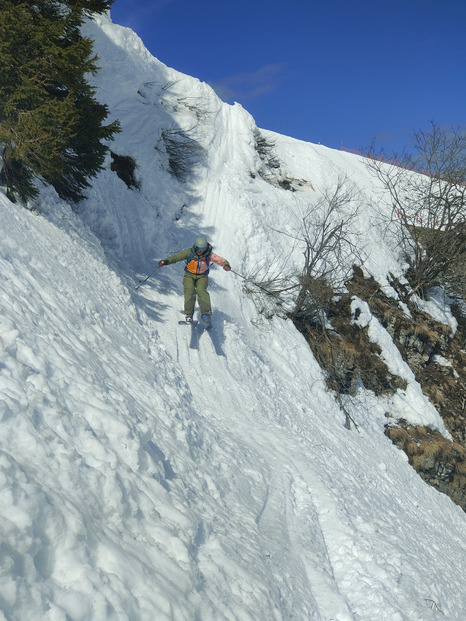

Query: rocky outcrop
(386, 423), (466, 511)
(348, 267), (466, 447)
(295, 265), (466, 511)
(293, 296), (408, 397)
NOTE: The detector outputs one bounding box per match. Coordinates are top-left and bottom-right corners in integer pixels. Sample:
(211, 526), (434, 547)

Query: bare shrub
(242, 175), (365, 328)
(160, 127), (206, 182)
(253, 129), (280, 169)
(287, 175), (364, 322)
(176, 97), (212, 122)
(367, 122), (466, 299)
(253, 129), (282, 187)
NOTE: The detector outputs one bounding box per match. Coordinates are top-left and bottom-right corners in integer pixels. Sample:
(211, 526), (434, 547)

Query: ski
(178, 320), (198, 326)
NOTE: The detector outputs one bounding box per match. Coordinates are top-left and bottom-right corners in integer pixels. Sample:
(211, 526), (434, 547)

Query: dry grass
(454, 460), (466, 476)
(388, 424), (465, 458)
(386, 426), (409, 444)
(413, 323), (440, 343)
(386, 422), (466, 509)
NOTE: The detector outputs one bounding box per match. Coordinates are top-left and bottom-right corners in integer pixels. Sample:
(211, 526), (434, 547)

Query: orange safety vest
(185, 245), (213, 275)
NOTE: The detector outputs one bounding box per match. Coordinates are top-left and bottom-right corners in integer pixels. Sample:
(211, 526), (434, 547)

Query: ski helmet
(194, 235), (208, 251)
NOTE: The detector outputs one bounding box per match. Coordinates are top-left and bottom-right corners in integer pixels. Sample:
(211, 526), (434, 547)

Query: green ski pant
(183, 272), (211, 316)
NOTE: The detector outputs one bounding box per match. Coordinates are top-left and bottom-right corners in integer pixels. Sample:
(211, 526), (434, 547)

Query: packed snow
(1, 12), (465, 621)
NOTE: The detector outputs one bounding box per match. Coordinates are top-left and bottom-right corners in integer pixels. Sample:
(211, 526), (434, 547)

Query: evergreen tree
(0, 0), (120, 204)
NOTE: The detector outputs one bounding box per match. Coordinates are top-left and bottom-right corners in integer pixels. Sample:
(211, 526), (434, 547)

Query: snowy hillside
(1, 12), (465, 621)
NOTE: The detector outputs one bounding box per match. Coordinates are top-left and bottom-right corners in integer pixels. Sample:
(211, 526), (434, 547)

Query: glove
(158, 259), (168, 267)
(223, 264), (231, 271)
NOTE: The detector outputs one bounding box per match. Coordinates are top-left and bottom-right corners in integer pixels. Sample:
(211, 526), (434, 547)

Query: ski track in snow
(0, 13), (465, 621)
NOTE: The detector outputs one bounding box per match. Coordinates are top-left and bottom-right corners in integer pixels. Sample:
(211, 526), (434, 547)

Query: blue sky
(110, 0), (466, 154)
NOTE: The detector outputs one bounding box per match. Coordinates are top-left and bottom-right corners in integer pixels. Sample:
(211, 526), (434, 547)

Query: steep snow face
(0, 13), (465, 621)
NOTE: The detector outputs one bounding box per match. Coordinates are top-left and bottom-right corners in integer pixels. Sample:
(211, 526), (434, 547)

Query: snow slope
(1, 13), (465, 621)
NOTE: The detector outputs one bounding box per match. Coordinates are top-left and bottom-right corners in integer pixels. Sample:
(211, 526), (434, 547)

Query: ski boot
(201, 314), (212, 329)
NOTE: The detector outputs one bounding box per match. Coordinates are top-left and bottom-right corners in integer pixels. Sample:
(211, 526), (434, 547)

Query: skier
(158, 236), (231, 325)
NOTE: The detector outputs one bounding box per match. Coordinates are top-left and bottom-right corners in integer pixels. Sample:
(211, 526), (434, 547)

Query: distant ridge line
(339, 145), (466, 186)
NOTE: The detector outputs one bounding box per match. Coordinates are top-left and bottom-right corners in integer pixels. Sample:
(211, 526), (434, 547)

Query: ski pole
(135, 267), (158, 290)
(230, 269), (276, 296)
(230, 268), (249, 282)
